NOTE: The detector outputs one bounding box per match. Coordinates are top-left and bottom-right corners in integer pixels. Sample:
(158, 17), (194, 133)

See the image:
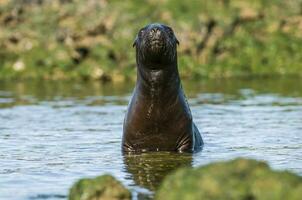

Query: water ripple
(0, 79), (301, 200)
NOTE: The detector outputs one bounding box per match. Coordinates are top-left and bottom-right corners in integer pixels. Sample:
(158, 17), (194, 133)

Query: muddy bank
(1, 0), (302, 81)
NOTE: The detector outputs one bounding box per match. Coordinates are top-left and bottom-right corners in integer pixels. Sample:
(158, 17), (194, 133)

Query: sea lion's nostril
(152, 27), (159, 32)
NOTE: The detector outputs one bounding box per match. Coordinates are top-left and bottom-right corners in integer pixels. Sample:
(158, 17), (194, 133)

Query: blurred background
(1, 0), (302, 81)
(1, 1), (302, 200)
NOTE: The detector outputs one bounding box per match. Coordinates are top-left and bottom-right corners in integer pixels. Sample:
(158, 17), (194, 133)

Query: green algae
(69, 174), (131, 200)
(156, 158), (302, 200)
(1, 0), (302, 80)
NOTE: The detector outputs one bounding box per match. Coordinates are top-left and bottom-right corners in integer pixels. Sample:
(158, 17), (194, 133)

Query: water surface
(0, 78), (301, 200)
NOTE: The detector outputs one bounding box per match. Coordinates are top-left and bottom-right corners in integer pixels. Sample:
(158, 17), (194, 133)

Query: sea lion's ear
(132, 36), (138, 47)
(175, 37), (179, 45)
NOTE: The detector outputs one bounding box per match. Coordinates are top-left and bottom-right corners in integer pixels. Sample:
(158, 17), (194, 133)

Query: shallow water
(0, 78), (301, 200)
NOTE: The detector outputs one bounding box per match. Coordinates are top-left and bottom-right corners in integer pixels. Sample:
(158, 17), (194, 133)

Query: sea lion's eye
(139, 30), (145, 35)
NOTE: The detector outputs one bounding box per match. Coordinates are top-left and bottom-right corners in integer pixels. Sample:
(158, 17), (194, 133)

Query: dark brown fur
(122, 23), (203, 153)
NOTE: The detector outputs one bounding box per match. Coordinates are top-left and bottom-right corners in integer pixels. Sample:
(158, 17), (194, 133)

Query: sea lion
(122, 23), (203, 153)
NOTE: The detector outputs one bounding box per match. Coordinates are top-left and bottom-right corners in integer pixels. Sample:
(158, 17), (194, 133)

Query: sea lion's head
(133, 23), (179, 67)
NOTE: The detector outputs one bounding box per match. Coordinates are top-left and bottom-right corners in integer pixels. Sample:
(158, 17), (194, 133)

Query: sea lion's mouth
(149, 39), (164, 52)
(151, 40), (161, 47)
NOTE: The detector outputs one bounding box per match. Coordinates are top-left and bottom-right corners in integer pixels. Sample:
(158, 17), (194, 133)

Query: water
(0, 78), (301, 200)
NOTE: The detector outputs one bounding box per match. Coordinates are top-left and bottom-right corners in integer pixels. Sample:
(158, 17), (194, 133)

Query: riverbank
(1, 0), (302, 81)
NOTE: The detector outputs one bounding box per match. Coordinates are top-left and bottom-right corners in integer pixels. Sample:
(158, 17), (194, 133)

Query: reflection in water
(0, 78), (301, 200)
(123, 152), (192, 191)
(29, 194), (66, 200)
(0, 80), (133, 108)
(0, 77), (302, 108)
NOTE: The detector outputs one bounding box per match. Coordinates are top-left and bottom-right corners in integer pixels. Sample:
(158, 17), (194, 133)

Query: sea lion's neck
(136, 62), (180, 98)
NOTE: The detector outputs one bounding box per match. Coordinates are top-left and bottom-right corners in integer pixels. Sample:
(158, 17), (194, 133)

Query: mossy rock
(156, 158), (302, 200)
(1, 1), (302, 80)
(69, 174), (131, 200)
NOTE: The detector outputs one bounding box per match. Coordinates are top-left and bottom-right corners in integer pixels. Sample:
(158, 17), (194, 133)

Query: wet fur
(122, 23), (203, 153)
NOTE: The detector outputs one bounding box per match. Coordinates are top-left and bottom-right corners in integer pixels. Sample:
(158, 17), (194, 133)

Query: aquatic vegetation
(1, 0), (302, 80)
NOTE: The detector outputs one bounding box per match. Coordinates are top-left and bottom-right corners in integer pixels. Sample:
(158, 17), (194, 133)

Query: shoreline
(1, 0), (302, 81)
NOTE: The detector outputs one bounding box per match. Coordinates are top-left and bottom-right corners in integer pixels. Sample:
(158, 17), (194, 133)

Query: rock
(0, 0), (10, 7)
(156, 158), (302, 200)
(69, 174), (131, 200)
(239, 7), (259, 20)
(1, 0), (302, 79)
(12, 60), (25, 71)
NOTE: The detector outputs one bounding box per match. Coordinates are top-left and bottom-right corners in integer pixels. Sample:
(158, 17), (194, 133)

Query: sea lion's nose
(150, 27), (161, 39)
